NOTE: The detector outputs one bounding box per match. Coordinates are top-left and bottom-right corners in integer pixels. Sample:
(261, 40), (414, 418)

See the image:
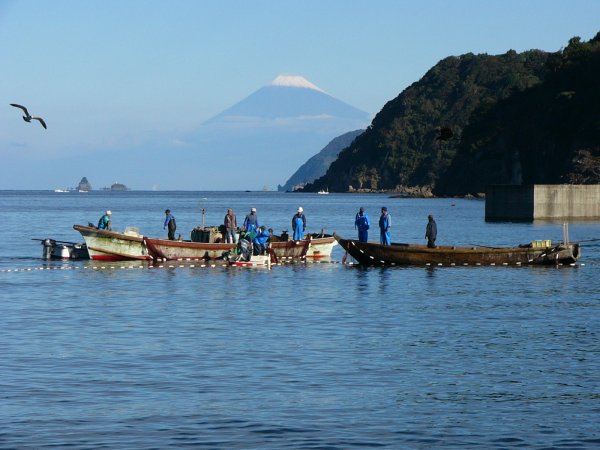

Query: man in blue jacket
(292, 207), (306, 241)
(354, 207), (370, 242)
(253, 226), (270, 255)
(379, 207), (391, 246)
(98, 210), (112, 230)
(163, 209), (176, 240)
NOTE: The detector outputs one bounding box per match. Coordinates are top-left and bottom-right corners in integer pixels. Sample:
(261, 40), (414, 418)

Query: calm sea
(1, 190), (599, 449)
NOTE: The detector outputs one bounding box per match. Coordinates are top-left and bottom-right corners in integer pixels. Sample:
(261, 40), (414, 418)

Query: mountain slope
(436, 34), (600, 194)
(303, 50), (550, 192)
(304, 34), (600, 195)
(278, 129), (364, 191)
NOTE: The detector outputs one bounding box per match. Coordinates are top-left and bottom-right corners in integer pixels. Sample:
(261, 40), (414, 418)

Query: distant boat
(317, 188), (329, 195)
(54, 188), (70, 193)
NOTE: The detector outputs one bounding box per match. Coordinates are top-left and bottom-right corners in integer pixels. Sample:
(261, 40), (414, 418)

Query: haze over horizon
(1, 0), (599, 190)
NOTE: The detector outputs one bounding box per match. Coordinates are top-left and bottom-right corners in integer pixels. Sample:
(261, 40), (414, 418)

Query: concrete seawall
(485, 184), (600, 220)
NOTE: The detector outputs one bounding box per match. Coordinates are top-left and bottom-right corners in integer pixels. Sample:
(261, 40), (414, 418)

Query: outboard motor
(281, 230), (289, 242)
(42, 238), (55, 260)
(238, 238), (252, 262)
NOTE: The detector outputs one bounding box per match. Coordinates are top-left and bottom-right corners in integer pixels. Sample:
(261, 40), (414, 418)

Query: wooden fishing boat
(271, 233), (337, 260)
(334, 233), (580, 266)
(73, 224), (152, 261)
(143, 237), (235, 261)
(142, 233), (337, 262)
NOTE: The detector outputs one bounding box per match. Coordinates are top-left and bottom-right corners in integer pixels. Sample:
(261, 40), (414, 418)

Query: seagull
(10, 103), (47, 129)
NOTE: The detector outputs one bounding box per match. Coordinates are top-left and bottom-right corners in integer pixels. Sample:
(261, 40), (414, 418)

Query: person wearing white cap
(243, 207), (259, 234)
(292, 206), (306, 241)
(97, 210), (112, 230)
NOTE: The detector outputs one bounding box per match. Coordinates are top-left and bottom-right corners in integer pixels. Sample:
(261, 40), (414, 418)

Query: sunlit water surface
(0, 191), (598, 449)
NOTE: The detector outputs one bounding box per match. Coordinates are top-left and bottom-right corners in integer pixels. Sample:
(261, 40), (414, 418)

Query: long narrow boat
(143, 233), (337, 262)
(143, 237), (235, 261)
(73, 224), (152, 261)
(334, 233), (580, 266)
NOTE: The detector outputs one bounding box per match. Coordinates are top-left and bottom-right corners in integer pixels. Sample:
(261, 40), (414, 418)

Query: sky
(1, 0), (599, 189)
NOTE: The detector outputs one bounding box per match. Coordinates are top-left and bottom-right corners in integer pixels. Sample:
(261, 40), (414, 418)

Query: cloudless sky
(1, 0), (599, 182)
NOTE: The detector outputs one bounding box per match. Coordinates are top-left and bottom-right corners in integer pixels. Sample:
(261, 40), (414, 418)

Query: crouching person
(253, 226), (270, 255)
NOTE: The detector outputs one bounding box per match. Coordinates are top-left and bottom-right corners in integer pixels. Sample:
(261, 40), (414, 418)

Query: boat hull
(73, 225), (151, 261)
(334, 233), (580, 266)
(143, 234), (337, 261)
(144, 237), (235, 260)
(271, 235), (337, 260)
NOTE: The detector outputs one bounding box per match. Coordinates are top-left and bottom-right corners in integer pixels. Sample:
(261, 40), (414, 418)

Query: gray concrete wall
(533, 184), (600, 219)
(485, 184), (600, 220)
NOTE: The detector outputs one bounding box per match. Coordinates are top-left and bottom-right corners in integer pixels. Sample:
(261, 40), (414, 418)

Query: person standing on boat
(224, 208), (238, 244)
(253, 226), (270, 255)
(355, 207), (370, 242)
(243, 207), (259, 238)
(379, 207), (391, 246)
(97, 210), (112, 230)
(292, 207), (306, 241)
(164, 209), (176, 240)
(425, 214), (437, 248)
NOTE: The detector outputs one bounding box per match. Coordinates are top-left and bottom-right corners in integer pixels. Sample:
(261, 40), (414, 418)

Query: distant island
(102, 182), (129, 191)
(77, 177), (92, 192)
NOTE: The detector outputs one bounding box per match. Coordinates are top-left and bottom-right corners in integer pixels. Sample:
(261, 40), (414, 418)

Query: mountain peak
(270, 74), (325, 93)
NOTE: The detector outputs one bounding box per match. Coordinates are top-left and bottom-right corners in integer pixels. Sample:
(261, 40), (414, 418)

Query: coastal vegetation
(303, 33), (600, 196)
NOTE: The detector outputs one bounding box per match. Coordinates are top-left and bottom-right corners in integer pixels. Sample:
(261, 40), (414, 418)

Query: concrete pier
(485, 184), (600, 220)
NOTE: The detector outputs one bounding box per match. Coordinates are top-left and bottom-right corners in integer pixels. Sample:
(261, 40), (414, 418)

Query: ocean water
(0, 190), (599, 449)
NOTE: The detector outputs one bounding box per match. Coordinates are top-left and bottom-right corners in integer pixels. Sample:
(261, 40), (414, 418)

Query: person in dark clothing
(224, 208), (238, 244)
(425, 214), (437, 248)
(164, 209), (176, 240)
(354, 207), (370, 242)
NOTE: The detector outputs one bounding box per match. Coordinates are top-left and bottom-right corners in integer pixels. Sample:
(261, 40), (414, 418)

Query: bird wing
(10, 103), (29, 115)
(33, 117), (47, 129)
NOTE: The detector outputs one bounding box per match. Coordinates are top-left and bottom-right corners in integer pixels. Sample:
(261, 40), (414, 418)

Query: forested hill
(303, 33), (600, 195)
(437, 35), (600, 195)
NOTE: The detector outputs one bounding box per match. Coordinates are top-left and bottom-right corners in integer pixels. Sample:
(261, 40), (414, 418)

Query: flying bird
(10, 103), (47, 129)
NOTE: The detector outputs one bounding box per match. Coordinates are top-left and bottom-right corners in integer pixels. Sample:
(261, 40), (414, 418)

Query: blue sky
(1, 0), (599, 188)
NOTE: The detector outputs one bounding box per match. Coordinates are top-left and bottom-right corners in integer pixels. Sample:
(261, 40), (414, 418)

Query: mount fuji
(1, 75), (371, 191)
(175, 75), (371, 190)
(206, 75), (368, 124)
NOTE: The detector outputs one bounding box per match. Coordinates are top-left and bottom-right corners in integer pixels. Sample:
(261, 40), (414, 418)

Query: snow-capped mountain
(177, 75), (371, 190)
(1, 75), (371, 191)
(206, 75), (369, 124)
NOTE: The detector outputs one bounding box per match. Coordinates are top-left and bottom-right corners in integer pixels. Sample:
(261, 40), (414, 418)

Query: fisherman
(292, 207), (306, 241)
(243, 207), (259, 237)
(224, 208), (238, 244)
(253, 225), (270, 255)
(164, 209), (176, 240)
(97, 210), (112, 230)
(379, 207), (391, 246)
(354, 207), (370, 242)
(425, 214), (437, 248)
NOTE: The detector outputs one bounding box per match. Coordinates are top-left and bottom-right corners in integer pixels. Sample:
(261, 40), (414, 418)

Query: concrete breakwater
(486, 184), (600, 220)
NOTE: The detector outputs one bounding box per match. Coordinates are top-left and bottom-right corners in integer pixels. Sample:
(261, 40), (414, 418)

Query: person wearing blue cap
(379, 207), (391, 246)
